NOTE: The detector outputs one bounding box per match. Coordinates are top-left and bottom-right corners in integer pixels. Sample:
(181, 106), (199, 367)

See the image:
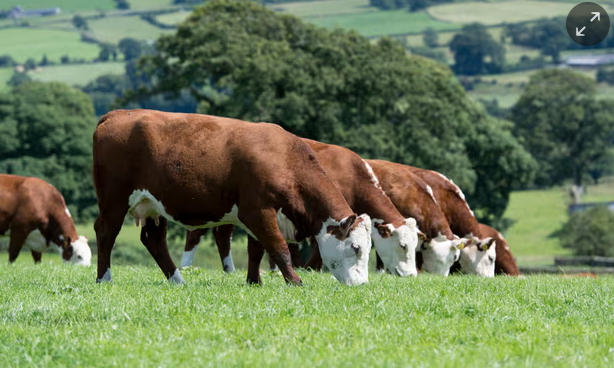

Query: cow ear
(339, 214), (357, 238)
(480, 238), (496, 251)
(377, 223), (394, 238)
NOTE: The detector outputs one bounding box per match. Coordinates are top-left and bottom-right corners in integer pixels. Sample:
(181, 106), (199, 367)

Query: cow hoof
(168, 269), (186, 284)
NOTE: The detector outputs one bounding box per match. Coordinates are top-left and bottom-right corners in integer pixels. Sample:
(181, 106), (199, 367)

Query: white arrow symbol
(577, 26), (586, 36)
(591, 12), (600, 22)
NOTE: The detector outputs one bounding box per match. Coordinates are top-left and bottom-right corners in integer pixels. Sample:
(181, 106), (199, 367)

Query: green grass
(0, 0), (116, 13)
(0, 28), (99, 63)
(1, 264), (614, 367)
(427, 1), (599, 25)
(88, 14), (175, 43)
(307, 10), (460, 37)
(28, 62), (125, 86)
(128, 0), (176, 11)
(272, 0), (375, 18)
(155, 10), (191, 26)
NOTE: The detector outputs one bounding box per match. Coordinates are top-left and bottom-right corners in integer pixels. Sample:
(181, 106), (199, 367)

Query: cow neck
(45, 208), (78, 248)
(292, 176), (354, 239)
(352, 187), (405, 228)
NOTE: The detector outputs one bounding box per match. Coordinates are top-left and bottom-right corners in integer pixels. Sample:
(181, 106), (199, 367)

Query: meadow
(1, 261), (614, 367)
(0, 0), (116, 13)
(0, 28), (99, 63)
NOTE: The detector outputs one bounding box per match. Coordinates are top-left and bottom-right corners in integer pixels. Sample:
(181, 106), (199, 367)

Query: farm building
(563, 54), (614, 68)
(8, 5), (60, 19)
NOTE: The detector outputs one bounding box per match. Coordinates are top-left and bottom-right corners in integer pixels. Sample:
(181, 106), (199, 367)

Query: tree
(6, 72), (31, 88)
(0, 55), (16, 67)
(115, 0), (130, 10)
(24, 58), (37, 71)
(0, 82), (97, 220)
(511, 69), (614, 187)
(423, 27), (438, 48)
(559, 206), (614, 257)
(118, 38), (143, 61)
(450, 23), (506, 75)
(39, 54), (49, 66)
(98, 43), (118, 62)
(533, 18), (569, 63)
(127, 0), (535, 224)
(72, 15), (89, 30)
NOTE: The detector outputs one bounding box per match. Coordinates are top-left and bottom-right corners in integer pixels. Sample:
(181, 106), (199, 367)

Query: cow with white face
(458, 238), (497, 277)
(0, 174), (92, 266)
(419, 234), (467, 276)
(182, 140), (420, 279)
(93, 109), (372, 286)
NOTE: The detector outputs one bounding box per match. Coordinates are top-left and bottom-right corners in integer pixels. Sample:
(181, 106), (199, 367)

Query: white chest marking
(64, 207), (72, 218)
(426, 185), (437, 204)
(363, 160), (382, 190)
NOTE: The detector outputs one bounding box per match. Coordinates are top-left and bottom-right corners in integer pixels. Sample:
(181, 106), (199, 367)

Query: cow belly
(128, 189), (256, 238)
(0, 229), (48, 252)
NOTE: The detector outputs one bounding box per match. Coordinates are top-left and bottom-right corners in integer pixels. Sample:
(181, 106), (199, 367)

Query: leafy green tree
(559, 206), (614, 257)
(72, 15), (89, 30)
(450, 23), (506, 75)
(423, 27), (438, 48)
(118, 38), (143, 61)
(7, 72), (31, 88)
(115, 0), (130, 10)
(127, 0), (535, 224)
(0, 55), (16, 67)
(24, 58), (37, 71)
(98, 43), (118, 62)
(511, 69), (614, 187)
(0, 82), (97, 220)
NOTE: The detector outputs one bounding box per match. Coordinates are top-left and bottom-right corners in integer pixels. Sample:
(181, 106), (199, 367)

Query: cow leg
(240, 208), (301, 285)
(94, 208), (126, 282)
(181, 228), (207, 268)
(304, 236), (323, 271)
(267, 253), (277, 271)
(246, 236), (265, 284)
(289, 243), (303, 268)
(213, 225), (236, 273)
(140, 217), (184, 284)
(31, 251), (42, 264)
(375, 251), (385, 273)
(7, 228), (29, 264)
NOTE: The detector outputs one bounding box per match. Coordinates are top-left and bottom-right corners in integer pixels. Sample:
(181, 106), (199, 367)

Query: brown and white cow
(366, 160), (468, 276)
(478, 223), (521, 276)
(182, 139), (422, 277)
(407, 167), (496, 277)
(92, 109), (372, 286)
(0, 174), (91, 266)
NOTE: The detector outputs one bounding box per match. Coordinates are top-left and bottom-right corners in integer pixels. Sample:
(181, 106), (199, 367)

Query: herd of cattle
(0, 109), (520, 285)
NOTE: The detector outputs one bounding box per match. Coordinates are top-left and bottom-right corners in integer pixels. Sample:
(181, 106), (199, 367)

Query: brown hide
(0, 174), (78, 263)
(365, 160), (455, 241)
(408, 167), (482, 238)
(93, 109), (356, 285)
(478, 223), (521, 276)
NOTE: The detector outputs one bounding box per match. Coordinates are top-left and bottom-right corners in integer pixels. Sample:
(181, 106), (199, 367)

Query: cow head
(61, 235), (92, 266)
(316, 214), (372, 286)
(458, 237), (496, 277)
(372, 217), (420, 277)
(419, 234), (466, 276)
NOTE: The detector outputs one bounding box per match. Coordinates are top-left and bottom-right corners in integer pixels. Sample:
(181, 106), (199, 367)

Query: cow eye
(400, 243), (407, 250)
(488, 256), (494, 263)
(77, 255), (82, 260)
(351, 244), (360, 254)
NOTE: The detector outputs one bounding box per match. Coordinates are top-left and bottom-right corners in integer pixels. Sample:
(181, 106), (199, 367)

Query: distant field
(155, 10), (191, 26)
(0, 0), (116, 13)
(29, 62), (125, 86)
(272, 0), (375, 18)
(308, 10), (460, 36)
(0, 28), (99, 63)
(428, 1), (594, 25)
(128, 0), (176, 11)
(88, 14), (174, 43)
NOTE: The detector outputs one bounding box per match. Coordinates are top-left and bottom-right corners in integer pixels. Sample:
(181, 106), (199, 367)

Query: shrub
(559, 206), (614, 257)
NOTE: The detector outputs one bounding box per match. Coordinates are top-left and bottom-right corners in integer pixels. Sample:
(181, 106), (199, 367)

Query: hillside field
(0, 0), (116, 13)
(1, 264), (613, 366)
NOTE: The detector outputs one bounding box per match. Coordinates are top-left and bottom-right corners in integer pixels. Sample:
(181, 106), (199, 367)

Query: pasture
(87, 15), (175, 43)
(0, 28), (99, 63)
(0, 0), (116, 13)
(28, 62), (126, 86)
(1, 262), (613, 366)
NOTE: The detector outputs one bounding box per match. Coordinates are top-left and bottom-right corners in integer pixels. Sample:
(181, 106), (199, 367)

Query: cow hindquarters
(140, 217), (185, 284)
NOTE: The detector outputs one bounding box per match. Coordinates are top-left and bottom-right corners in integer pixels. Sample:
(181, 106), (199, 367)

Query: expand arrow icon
(577, 26), (586, 36)
(591, 12), (600, 22)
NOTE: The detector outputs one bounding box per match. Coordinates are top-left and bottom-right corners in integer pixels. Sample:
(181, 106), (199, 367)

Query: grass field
(427, 1), (598, 25)
(128, 0), (176, 11)
(1, 263), (614, 366)
(0, 0), (116, 13)
(155, 10), (191, 26)
(88, 14), (175, 43)
(272, 0), (375, 17)
(307, 10), (460, 36)
(0, 28), (99, 63)
(28, 62), (125, 86)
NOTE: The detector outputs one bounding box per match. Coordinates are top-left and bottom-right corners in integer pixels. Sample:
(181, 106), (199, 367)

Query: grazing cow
(0, 174), (91, 266)
(182, 139), (422, 277)
(92, 109), (372, 286)
(407, 167), (496, 277)
(366, 160), (467, 276)
(478, 223), (521, 276)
